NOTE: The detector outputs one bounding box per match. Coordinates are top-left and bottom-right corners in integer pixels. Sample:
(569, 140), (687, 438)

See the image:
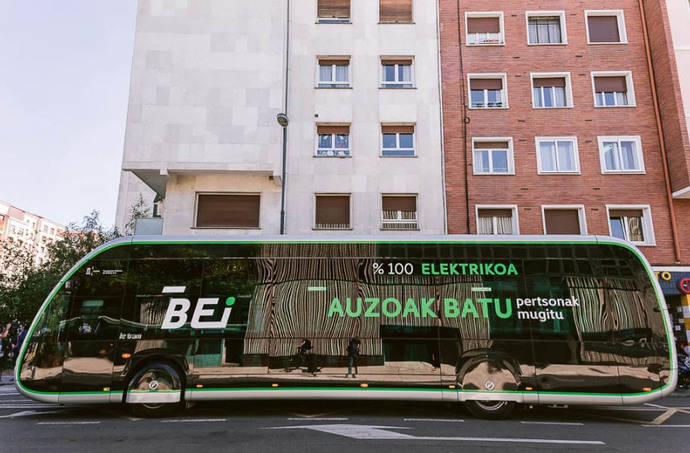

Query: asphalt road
(1, 380), (689, 453)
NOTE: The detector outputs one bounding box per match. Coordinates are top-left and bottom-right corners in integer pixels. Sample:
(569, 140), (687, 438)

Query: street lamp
(276, 113), (289, 235)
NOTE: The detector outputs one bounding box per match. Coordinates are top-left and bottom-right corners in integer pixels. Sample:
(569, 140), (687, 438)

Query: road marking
(403, 418), (464, 423)
(37, 421), (101, 425)
(648, 408), (679, 425)
(161, 418), (227, 423)
(267, 424), (605, 445)
(288, 417), (348, 421)
(0, 410), (59, 419)
(521, 421), (584, 426)
(641, 424), (690, 428)
(0, 405), (62, 409)
(0, 400), (41, 403)
(307, 286), (327, 292)
(0, 392), (20, 396)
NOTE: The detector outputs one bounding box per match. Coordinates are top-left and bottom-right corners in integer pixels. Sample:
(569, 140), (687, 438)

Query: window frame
(467, 73), (509, 109)
(472, 137), (515, 175)
(316, 57), (351, 89)
(316, 0), (352, 24)
(605, 204), (656, 246)
(535, 136), (581, 174)
(315, 123), (352, 158)
(380, 56), (415, 89)
(541, 205), (588, 235)
(525, 11), (567, 45)
(380, 194), (420, 231)
(530, 72), (573, 109)
(193, 192), (261, 229)
(378, 0), (414, 24)
(380, 124), (416, 157)
(590, 71), (636, 107)
(313, 193), (352, 231)
(475, 204), (520, 235)
(465, 12), (505, 46)
(585, 10), (627, 44)
(597, 135), (645, 174)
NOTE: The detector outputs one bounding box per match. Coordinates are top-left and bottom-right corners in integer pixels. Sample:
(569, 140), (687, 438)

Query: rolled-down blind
(319, 58), (350, 66)
(379, 0), (413, 23)
(533, 77), (566, 88)
(318, 0), (350, 18)
(316, 196), (350, 225)
(317, 125), (350, 135)
(382, 125), (415, 134)
(470, 78), (502, 90)
(588, 16), (620, 42)
(478, 209), (513, 218)
(474, 141), (509, 150)
(467, 17), (501, 33)
(382, 196), (416, 212)
(544, 210), (581, 235)
(609, 209), (643, 218)
(196, 194), (260, 228)
(382, 58), (413, 66)
(594, 76), (627, 92)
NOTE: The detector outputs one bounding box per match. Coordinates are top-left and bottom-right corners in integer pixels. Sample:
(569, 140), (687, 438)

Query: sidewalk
(0, 367), (14, 387)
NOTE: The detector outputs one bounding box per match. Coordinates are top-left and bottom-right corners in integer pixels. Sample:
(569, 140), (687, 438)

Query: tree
(124, 193), (151, 236)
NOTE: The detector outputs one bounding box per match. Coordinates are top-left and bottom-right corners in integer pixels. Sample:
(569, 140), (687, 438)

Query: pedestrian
(16, 323), (27, 358)
(296, 338), (313, 371)
(345, 337), (360, 378)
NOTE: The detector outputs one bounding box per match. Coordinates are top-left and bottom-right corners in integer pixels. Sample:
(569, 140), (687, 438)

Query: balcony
(381, 210), (419, 231)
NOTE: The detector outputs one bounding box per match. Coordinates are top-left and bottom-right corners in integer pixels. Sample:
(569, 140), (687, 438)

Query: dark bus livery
(15, 236), (676, 418)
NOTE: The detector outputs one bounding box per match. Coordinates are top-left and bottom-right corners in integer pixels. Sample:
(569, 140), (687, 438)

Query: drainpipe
(435, 0), (448, 234)
(638, 0), (681, 263)
(456, 0), (471, 233)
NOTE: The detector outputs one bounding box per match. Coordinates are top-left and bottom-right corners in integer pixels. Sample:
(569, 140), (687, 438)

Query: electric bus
(15, 236), (676, 418)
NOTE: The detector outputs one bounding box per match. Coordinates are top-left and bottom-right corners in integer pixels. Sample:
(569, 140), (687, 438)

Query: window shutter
(544, 210), (581, 235)
(474, 141), (509, 150)
(318, 0), (350, 19)
(588, 16), (620, 42)
(533, 77), (566, 88)
(382, 58), (413, 66)
(478, 209), (513, 218)
(382, 125), (415, 134)
(317, 125), (350, 135)
(467, 17), (501, 33)
(382, 196), (416, 212)
(196, 194), (260, 228)
(315, 196), (350, 225)
(609, 209), (643, 218)
(470, 78), (503, 90)
(379, 0), (413, 23)
(594, 76), (627, 92)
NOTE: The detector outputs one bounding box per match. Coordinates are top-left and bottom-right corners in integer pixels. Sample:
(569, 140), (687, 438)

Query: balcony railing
(467, 32), (504, 45)
(381, 210), (418, 230)
(315, 223), (350, 230)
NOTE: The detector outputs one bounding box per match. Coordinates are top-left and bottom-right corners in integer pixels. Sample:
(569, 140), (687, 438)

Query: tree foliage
(124, 193), (150, 236)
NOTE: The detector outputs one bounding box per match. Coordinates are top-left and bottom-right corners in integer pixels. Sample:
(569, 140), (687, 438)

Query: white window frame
(467, 73), (509, 109)
(315, 124), (351, 157)
(316, 0), (351, 24)
(525, 11), (567, 45)
(585, 10), (628, 44)
(590, 71), (636, 107)
(475, 205), (520, 235)
(535, 136), (581, 174)
(605, 204), (655, 246)
(465, 12), (505, 46)
(316, 57), (351, 88)
(380, 57), (415, 88)
(314, 193), (352, 230)
(381, 124), (416, 157)
(541, 205), (588, 235)
(530, 72), (573, 108)
(472, 137), (515, 175)
(597, 135), (645, 174)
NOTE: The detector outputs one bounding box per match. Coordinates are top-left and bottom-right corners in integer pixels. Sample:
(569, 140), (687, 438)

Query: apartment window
(593, 72), (634, 107)
(598, 136), (644, 173)
(477, 207), (517, 235)
(317, 0), (350, 23)
(466, 13), (504, 45)
(608, 206), (654, 245)
(379, 0), (413, 23)
(196, 194), (260, 228)
(473, 139), (513, 175)
(532, 75), (570, 108)
(315, 195), (351, 230)
(317, 125), (350, 157)
(42, 225), (48, 233)
(382, 195), (418, 230)
(543, 208), (585, 235)
(536, 137), (579, 173)
(469, 75), (506, 108)
(527, 12), (566, 44)
(318, 58), (350, 88)
(586, 11), (627, 44)
(380, 58), (413, 88)
(381, 125), (415, 157)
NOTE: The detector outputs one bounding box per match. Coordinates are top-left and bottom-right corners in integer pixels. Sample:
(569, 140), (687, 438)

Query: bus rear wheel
(126, 363), (183, 418)
(464, 400), (516, 419)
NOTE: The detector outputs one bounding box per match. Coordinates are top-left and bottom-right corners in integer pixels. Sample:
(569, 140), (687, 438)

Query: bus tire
(126, 363), (183, 418)
(464, 400), (516, 419)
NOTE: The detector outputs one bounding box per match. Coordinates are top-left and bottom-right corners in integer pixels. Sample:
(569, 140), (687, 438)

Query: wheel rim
(475, 400), (508, 411)
(130, 366), (176, 409)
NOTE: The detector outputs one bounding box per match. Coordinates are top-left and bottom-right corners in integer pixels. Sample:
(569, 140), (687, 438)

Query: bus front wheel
(126, 363), (183, 418)
(464, 400), (516, 419)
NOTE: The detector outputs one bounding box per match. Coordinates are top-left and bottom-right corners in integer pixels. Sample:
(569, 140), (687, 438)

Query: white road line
(521, 421), (584, 426)
(403, 418), (464, 423)
(0, 405), (62, 409)
(0, 392), (20, 396)
(413, 436), (604, 445)
(641, 425), (690, 428)
(161, 418), (227, 423)
(0, 400), (40, 403)
(287, 417), (348, 421)
(37, 421), (101, 425)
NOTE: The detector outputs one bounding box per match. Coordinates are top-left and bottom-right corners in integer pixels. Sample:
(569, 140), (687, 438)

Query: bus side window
(64, 297), (122, 341)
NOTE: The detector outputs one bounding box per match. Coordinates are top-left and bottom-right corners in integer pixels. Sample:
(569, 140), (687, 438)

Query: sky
(0, 0), (138, 227)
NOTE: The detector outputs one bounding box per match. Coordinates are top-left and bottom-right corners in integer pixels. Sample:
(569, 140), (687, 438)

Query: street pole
(280, 125), (287, 235)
